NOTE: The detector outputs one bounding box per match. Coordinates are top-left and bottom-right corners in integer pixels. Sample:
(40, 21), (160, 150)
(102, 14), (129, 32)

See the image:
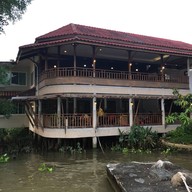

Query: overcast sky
(0, 0), (192, 61)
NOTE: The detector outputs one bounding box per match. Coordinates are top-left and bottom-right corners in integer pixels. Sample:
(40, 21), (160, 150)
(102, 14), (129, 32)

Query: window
(11, 72), (26, 85)
(13, 102), (25, 114)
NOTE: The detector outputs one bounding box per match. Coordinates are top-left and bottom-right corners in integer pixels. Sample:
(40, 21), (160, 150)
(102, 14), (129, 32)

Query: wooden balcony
(39, 113), (163, 129)
(39, 67), (188, 84)
(39, 67), (188, 90)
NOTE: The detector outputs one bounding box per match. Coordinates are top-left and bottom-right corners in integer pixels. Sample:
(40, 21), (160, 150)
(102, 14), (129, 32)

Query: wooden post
(45, 48), (48, 71)
(128, 51), (132, 80)
(66, 98), (69, 114)
(92, 46), (96, 77)
(57, 96), (61, 128)
(104, 98), (107, 111)
(38, 99), (42, 128)
(73, 98), (77, 114)
(73, 44), (77, 76)
(161, 55), (165, 81)
(57, 46), (60, 68)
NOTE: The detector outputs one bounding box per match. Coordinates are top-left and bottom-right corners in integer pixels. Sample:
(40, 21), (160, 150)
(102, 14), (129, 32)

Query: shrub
(118, 125), (159, 151)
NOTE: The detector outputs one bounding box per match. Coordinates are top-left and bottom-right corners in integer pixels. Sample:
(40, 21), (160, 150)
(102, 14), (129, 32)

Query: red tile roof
(20, 23), (192, 56)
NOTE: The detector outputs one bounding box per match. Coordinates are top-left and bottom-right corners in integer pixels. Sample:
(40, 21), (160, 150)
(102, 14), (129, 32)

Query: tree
(0, 66), (10, 84)
(166, 89), (192, 126)
(0, 0), (32, 34)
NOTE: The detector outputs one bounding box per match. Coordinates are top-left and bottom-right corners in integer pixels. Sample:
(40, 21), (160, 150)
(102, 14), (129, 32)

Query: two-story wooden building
(12, 23), (192, 147)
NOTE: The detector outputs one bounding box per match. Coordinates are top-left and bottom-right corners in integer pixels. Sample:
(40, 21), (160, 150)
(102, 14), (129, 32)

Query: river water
(0, 150), (192, 192)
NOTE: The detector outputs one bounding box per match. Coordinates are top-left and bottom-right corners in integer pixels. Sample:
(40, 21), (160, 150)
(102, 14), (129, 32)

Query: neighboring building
(9, 23), (192, 147)
(0, 61), (28, 129)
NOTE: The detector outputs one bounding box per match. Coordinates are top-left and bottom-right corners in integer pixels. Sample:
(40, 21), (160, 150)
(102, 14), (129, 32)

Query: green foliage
(0, 128), (33, 153)
(0, 99), (15, 118)
(113, 126), (159, 152)
(161, 148), (171, 156)
(38, 163), (54, 173)
(0, 66), (10, 84)
(122, 147), (129, 154)
(166, 90), (192, 126)
(165, 125), (192, 144)
(0, 0), (32, 34)
(111, 144), (122, 151)
(0, 153), (9, 163)
(59, 142), (84, 154)
(165, 90), (192, 144)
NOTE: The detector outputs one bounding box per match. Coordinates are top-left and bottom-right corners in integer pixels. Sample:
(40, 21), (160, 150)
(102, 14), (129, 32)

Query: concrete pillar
(161, 98), (165, 128)
(92, 97), (97, 148)
(92, 136), (97, 149)
(129, 98), (133, 126)
(57, 96), (61, 128)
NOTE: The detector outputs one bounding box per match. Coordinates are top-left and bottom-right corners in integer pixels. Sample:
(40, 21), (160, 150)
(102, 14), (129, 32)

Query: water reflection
(0, 150), (191, 192)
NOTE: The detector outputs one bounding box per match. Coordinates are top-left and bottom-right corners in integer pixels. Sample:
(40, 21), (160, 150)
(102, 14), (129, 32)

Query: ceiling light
(153, 55), (169, 62)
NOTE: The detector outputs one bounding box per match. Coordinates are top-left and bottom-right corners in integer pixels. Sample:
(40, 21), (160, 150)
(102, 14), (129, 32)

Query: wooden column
(73, 44), (77, 76)
(92, 96), (97, 148)
(161, 55), (165, 81)
(161, 98), (165, 128)
(38, 99), (42, 128)
(57, 46), (60, 67)
(129, 98), (133, 126)
(57, 96), (61, 128)
(128, 51), (132, 80)
(45, 49), (48, 71)
(66, 98), (69, 114)
(92, 46), (96, 77)
(73, 98), (77, 114)
(104, 98), (107, 111)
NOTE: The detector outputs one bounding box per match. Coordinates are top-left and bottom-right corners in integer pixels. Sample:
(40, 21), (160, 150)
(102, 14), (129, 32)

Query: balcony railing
(40, 113), (163, 129)
(134, 113), (162, 125)
(39, 67), (188, 84)
(98, 113), (129, 127)
(43, 114), (92, 128)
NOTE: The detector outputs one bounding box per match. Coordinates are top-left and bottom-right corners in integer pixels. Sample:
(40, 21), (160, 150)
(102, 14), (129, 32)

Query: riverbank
(161, 139), (192, 151)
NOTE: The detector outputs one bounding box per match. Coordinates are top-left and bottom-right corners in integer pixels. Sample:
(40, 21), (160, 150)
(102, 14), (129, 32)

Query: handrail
(134, 113), (162, 125)
(39, 67), (188, 84)
(42, 113), (165, 128)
